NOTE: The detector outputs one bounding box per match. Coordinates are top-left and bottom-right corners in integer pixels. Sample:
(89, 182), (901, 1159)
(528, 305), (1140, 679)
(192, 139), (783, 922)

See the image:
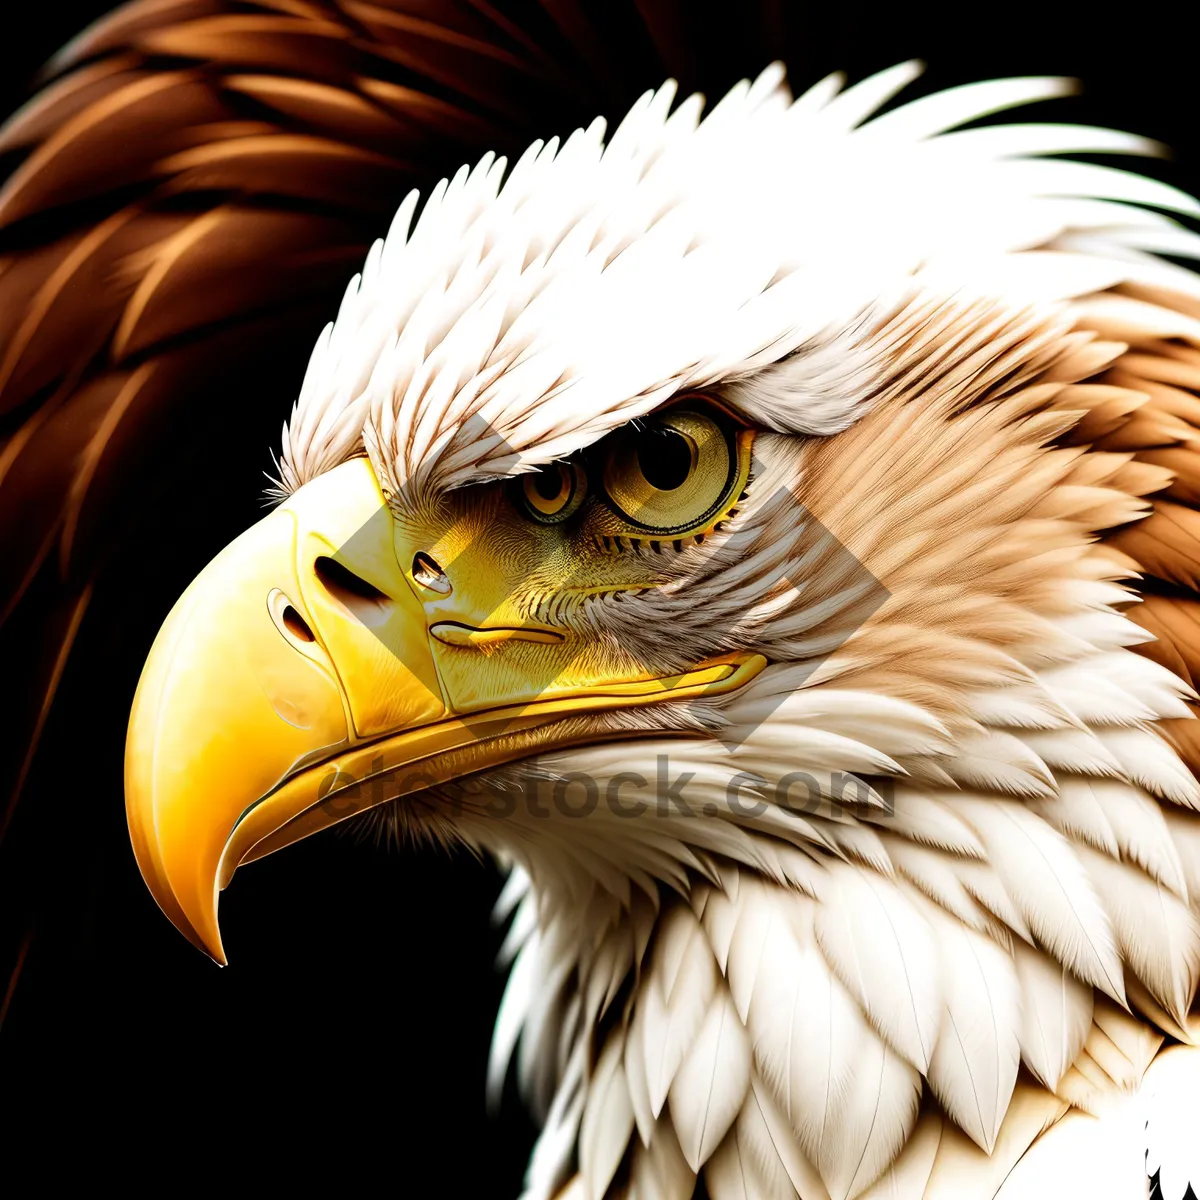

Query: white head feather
(276, 62), (1200, 502)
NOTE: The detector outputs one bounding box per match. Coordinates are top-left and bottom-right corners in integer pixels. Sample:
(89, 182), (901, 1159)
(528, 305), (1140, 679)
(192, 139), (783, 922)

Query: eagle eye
(518, 462), (587, 524)
(600, 408), (744, 536)
(508, 400), (751, 542)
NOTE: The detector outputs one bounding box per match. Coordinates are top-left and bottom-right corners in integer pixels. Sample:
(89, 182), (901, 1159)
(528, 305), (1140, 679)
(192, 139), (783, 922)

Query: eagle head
(124, 62), (1200, 1199)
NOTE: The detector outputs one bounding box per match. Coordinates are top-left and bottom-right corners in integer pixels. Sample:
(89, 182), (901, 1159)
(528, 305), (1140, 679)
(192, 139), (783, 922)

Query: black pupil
(637, 428), (692, 491)
(533, 467), (566, 502)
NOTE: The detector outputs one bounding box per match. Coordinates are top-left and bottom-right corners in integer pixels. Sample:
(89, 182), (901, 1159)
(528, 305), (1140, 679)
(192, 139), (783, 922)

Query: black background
(0, 3), (1197, 1193)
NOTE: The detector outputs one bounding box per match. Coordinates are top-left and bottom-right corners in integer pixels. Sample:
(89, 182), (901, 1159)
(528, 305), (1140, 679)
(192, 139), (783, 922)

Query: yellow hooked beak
(126, 457), (763, 964)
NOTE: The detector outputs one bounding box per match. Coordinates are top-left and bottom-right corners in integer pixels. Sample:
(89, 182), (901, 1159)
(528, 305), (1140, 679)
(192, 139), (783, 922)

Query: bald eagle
(3, 4), (1200, 1198)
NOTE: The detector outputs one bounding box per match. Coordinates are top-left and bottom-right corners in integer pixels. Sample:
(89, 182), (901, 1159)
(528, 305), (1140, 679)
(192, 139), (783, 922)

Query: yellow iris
(513, 399), (752, 543)
(520, 462), (586, 523)
(601, 409), (744, 535)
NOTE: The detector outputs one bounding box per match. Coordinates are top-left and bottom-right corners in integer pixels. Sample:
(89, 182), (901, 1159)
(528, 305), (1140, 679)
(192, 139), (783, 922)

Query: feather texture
(668, 989), (751, 1171)
(11, 13), (1200, 1198)
(1080, 848), (1200, 1025)
(731, 883), (921, 1200)
(580, 1032), (635, 1199)
(1012, 941), (1094, 1091)
(922, 906), (1021, 1153)
(813, 864), (942, 1071)
(955, 798), (1126, 1001)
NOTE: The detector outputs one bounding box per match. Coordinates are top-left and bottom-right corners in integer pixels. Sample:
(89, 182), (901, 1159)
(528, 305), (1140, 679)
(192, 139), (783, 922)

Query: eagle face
(125, 62), (1200, 1200)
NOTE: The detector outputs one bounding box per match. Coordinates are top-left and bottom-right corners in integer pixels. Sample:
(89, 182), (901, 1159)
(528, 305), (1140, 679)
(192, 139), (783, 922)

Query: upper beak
(126, 457), (763, 964)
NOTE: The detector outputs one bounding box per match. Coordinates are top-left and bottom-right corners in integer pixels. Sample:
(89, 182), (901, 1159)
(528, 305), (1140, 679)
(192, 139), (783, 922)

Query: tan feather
(921, 905), (1021, 1154)
(955, 798), (1126, 1001)
(813, 865), (942, 1072)
(1080, 847), (1200, 1025)
(668, 988), (751, 1171)
(1011, 941), (1093, 1091)
(580, 1031), (636, 1199)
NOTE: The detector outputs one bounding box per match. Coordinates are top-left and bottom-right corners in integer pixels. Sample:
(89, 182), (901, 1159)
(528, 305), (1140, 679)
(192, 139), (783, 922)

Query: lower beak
(125, 458), (762, 964)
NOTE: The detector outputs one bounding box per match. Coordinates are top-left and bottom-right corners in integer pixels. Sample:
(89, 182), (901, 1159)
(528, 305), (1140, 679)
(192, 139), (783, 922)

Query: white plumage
(274, 60), (1200, 1200)
(276, 62), (1200, 501)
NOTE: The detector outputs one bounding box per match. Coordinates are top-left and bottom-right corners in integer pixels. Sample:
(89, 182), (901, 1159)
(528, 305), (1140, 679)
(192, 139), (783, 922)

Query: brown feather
(0, 1), (584, 867)
(0, 74), (232, 226)
(45, 0), (226, 74)
(111, 207), (365, 358)
(0, 56), (146, 153)
(1089, 334), (1200, 778)
(0, 210), (189, 408)
(156, 133), (410, 209)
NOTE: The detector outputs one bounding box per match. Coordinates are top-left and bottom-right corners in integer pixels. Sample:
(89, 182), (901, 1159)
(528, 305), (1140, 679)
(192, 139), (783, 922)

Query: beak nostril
(282, 605), (315, 643)
(313, 556), (393, 629)
(413, 551), (452, 595)
(314, 556), (389, 605)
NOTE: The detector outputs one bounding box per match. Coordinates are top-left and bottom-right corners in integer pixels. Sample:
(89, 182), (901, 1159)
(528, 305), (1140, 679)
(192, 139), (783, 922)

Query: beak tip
(189, 927), (228, 968)
(193, 918), (228, 969)
(166, 908), (229, 967)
